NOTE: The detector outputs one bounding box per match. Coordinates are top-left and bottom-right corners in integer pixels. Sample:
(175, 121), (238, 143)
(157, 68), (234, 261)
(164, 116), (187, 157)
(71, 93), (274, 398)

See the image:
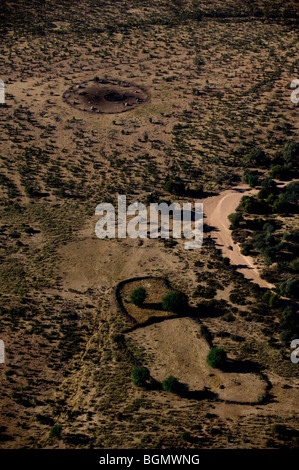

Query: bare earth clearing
(203, 180), (299, 288)
(203, 185), (274, 288)
(128, 317), (267, 403)
(63, 79), (149, 114)
(120, 278), (173, 323)
(0, 0), (298, 450)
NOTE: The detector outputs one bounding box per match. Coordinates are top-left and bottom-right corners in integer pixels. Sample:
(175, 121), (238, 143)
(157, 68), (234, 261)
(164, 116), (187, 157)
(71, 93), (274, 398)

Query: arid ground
(0, 0), (298, 449)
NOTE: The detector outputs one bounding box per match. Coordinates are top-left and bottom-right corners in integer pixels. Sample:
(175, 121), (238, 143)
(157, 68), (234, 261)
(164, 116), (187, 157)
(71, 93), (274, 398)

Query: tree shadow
(233, 187), (251, 193)
(188, 303), (228, 319)
(177, 387), (218, 401)
(223, 359), (262, 374)
(203, 223), (219, 233)
(146, 380), (218, 402)
(143, 302), (163, 311)
(233, 263), (254, 270)
(187, 189), (218, 199)
(32, 191), (50, 198)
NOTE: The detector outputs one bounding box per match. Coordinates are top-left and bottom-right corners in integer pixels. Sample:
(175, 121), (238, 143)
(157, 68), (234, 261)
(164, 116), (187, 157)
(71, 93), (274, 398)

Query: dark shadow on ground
(177, 388), (218, 401)
(188, 303), (228, 319)
(142, 302), (163, 311)
(203, 223), (219, 232)
(146, 380), (218, 402)
(223, 359), (262, 374)
(233, 264), (254, 270)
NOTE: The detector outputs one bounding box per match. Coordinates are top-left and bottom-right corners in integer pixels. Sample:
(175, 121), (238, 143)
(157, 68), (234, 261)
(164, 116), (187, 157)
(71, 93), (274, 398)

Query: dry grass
(0, 0), (298, 450)
(128, 317), (267, 403)
(120, 278), (173, 323)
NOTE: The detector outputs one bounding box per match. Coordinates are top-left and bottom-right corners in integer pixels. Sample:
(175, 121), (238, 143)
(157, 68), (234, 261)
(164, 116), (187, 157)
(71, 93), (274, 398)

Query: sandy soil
(203, 180), (299, 289)
(128, 317), (266, 403)
(203, 184), (273, 288)
(63, 78), (149, 114)
(120, 278), (173, 323)
(58, 235), (191, 292)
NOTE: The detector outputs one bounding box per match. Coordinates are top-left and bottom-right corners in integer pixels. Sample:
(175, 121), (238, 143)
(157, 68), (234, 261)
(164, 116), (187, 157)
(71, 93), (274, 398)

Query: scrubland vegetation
(0, 0), (298, 450)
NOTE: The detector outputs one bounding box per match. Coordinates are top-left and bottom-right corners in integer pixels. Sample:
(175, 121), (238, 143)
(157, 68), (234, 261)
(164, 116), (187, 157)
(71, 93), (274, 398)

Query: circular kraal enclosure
(63, 78), (149, 114)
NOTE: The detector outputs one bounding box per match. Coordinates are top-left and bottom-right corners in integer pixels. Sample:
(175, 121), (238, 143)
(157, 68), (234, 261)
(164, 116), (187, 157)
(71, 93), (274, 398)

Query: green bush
(291, 259), (299, 273)
(281, 181), (299, 204)
(269, 164), (289, 179)
(261, 178), (277, 194)
(228, 212), (243, 228)
(132, 366), (150, 387)
(243, 149), (269, 167)
(263, 291), (280, 307)
(243, 170), (259, 187)
(180, 431), (191, 442)
(263, 222), (275, 234)
(279, 278), (299, 300)
(164, 178), (185, 195)
(130, 287), (147, 307)
(206, 347), (227, 370)
(162, 376), (180, 393)
(222, 257), (230, 266)
(162, 291), (188, 313)
(241, 196), (264, 213)
(272, 199), (287, 213)
(269, 293), (280, 308)
(241, 245), (251, 256)
(193, 285), (216, 299)
(282, 140), (299, 162)
(247, 174), (259, 188)
(49, 424), (62, 438)
(271, 424), (288, 436)
(279, 307), (299, 347)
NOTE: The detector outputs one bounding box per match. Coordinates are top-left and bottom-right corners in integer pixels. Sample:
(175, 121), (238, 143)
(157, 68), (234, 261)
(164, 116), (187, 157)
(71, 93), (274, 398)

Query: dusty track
(203, 182), (296, 289)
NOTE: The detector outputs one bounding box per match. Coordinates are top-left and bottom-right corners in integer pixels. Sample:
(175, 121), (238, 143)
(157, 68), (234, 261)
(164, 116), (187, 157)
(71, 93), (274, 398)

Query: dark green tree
(130, 287), (147, 307)
(228, 212), (243, 228)
(243, 149), (268, 167)
(242, 170), (259, 187)
(49, 424), (62, 438)
(164, 177), (185, 195)
(279, 278), (299, 300)
(282, 140), (299, 163)
(207, 347), (227, 369)
(162, 291), (188, 313)
(162, 375), (180, 393)
(269, 164), (289, 180)
(132, 366), (150, 387)
(281, 181), (299, 204)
